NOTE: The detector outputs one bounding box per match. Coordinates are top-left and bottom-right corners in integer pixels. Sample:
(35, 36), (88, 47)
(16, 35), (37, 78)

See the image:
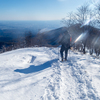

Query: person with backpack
(59, 30), (71, 61)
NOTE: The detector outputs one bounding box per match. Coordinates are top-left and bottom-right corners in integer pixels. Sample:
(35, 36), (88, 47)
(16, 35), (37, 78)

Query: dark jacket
(59, 32), (70, 49)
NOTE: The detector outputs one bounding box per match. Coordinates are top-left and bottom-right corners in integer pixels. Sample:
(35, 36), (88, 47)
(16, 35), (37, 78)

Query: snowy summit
(0, 47), (100, 100)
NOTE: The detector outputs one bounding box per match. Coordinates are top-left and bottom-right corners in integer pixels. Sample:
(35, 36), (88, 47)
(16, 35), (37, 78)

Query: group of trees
(0, 32), (35, 53)
(0, 31), (51, 53)
(62, 1), (100, 56)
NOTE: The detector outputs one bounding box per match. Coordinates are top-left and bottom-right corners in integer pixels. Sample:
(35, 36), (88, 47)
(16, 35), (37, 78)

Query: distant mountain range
(34, 24), (100, 46)
(0, 20), (64, 43)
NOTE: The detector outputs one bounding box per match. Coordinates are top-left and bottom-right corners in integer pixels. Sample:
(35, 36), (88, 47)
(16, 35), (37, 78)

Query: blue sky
(0, 0), (89, 21)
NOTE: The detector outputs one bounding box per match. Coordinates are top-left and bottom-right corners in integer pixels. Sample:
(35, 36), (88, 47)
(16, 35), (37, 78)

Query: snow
(0, 47), (100, 100)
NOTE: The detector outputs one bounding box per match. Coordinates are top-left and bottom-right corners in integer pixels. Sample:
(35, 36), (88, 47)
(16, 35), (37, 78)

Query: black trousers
(60, 45), (69, 60)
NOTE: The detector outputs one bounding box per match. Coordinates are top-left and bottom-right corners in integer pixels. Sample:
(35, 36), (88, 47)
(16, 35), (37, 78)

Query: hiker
(59, 30), (71, 61)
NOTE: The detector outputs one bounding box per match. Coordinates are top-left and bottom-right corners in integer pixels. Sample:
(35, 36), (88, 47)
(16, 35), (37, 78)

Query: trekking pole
(58, 47), (59, 60)
(68, 48), (71, 59)
(58, 45), (61, 61)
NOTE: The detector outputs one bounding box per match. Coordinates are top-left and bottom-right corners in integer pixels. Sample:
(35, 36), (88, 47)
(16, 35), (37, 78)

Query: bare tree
(62, 12), (76, 28)
(24, 31), (33, 47)
(75, 4), (91, 54)
(75, 4), (90, 25)
(95, 2), (100, 27)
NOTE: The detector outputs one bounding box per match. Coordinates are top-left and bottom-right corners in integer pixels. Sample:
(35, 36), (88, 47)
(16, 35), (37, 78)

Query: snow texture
(0, 47), (100, 100)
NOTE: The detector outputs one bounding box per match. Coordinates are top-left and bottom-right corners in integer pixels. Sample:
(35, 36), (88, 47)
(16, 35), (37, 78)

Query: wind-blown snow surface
(0, 47), (100, 100)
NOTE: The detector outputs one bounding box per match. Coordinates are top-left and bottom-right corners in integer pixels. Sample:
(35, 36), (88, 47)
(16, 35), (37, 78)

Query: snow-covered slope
(0, 47), (100, 100)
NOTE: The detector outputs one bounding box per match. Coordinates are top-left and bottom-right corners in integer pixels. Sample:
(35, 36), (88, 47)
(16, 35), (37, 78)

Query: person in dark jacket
(59, 30), (70, 61)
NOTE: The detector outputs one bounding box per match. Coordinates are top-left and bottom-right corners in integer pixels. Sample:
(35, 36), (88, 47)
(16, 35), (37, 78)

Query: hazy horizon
(0, 20), (65, 41)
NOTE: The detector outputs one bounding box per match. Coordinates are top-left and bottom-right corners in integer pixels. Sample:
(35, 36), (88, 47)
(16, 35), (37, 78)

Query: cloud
(39, 28), (51, 33)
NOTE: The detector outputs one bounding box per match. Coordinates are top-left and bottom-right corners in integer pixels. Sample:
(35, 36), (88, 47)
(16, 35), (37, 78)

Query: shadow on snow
(14, 59), (58, 74)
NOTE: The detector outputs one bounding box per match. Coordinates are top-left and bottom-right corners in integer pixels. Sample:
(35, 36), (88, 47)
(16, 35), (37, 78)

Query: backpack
(60, 32), (70, 47)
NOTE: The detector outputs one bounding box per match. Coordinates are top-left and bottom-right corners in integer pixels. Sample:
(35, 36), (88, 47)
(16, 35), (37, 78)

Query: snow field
(0, 47), (100, 100)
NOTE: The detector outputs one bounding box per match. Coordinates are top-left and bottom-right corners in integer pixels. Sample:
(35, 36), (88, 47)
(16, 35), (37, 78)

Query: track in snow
(42, 58), (100, 100)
